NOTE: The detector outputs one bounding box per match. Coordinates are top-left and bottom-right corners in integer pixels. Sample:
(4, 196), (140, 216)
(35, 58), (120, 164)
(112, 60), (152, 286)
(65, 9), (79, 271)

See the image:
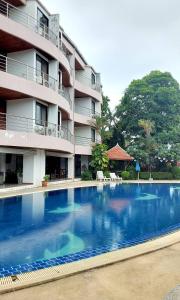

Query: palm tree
(138, 119), (155, 179)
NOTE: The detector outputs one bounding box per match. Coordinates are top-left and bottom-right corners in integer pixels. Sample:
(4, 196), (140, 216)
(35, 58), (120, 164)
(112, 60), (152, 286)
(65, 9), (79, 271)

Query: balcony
(75, 72), (102, 93)
(0, 54), (72, 107)
(0, 112), (73, 142)
(75, 105), (100, 118)
(75, 135), (100, 155)
(0, 0), (58, 46)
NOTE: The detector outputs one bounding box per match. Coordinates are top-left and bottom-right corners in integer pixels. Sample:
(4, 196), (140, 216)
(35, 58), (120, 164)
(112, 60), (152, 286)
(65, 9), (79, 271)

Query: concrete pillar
(23, 150), (45, 185)
(68, 156), (74, 179)
(34, 150), (46, 185)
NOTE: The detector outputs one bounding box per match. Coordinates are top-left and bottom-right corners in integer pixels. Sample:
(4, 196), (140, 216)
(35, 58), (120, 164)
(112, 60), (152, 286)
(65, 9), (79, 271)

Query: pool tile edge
(1, 230), (180, 294)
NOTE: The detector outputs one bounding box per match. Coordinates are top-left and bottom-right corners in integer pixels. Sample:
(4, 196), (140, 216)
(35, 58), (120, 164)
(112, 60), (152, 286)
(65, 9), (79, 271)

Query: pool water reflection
(0, 183), (180, 276)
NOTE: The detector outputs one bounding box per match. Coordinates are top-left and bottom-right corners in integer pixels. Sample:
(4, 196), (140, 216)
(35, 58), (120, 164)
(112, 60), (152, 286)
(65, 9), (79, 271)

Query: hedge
(140, 172), (173, 180)
(172, 167), (180, 179)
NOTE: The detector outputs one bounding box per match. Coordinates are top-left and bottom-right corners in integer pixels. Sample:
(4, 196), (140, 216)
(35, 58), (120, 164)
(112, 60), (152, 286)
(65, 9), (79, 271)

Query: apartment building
(0, 0), (102, 186)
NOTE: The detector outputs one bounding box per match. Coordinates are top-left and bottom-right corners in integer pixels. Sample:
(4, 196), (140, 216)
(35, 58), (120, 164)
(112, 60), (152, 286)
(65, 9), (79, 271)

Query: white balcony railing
(0, 54), (72, 106)
(58, 84), (72, 108)
(75, 72), (102, 92)
(0, 112), (73, 142)
(75, 105), (100, 118)
(0, 0), (58, 46)
(75, 136), (101, 146)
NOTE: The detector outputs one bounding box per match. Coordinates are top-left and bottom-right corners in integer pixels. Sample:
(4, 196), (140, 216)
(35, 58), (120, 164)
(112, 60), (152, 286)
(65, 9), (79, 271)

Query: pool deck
(0, 179), (179, 199)
(0, 180), (180, 299)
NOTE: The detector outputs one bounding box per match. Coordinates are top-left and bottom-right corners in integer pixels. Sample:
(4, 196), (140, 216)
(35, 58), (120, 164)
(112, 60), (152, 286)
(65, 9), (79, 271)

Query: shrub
(126, 165), (136, 179)
(172, 167), (180, 179)
(139, 172), (150, 180)
(140, 172), (173, 180)
(104, 171), (110, 178)
(90, 144), (109, 172)
(81, 170), (93, 181)
(121, 171), (130, 180)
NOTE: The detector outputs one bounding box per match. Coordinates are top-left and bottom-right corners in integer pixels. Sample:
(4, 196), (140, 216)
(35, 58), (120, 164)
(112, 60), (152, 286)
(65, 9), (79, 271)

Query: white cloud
(43, 0), (180, 108)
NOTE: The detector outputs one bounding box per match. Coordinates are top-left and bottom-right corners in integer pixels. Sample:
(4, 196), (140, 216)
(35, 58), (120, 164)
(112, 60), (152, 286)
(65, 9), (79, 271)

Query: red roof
(107, 144), (133, 161)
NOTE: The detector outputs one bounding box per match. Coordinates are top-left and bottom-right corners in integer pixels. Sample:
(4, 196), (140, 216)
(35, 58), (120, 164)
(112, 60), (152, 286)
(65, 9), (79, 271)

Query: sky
(43, 0), (180, 110)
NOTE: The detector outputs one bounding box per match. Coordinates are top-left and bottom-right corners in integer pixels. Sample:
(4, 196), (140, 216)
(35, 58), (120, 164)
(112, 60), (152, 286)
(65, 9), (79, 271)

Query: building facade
(0, 0), (102, 186)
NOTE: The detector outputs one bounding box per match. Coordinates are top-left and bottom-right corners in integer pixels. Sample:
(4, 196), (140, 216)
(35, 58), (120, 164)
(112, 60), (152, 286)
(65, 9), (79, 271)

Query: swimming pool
(0, 183), (180, 277)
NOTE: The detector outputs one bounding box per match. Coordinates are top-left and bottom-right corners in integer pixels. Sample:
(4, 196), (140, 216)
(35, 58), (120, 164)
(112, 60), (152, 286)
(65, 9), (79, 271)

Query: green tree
(138, 119), (156, 176)
(114, 71), (180, 165)
(90, 144), (109, 172)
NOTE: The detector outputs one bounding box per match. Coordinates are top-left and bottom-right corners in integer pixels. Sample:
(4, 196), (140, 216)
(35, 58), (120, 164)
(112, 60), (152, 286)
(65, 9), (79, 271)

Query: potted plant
(42, 175), (50, 187)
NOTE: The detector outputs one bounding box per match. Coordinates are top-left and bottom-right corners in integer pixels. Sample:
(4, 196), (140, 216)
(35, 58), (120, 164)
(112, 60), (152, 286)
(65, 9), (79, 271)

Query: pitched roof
(107, 144), (133, 161)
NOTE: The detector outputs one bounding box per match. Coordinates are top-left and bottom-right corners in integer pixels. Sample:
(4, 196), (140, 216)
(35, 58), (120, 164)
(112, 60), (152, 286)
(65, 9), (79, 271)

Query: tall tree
(114, 71), (180, 165)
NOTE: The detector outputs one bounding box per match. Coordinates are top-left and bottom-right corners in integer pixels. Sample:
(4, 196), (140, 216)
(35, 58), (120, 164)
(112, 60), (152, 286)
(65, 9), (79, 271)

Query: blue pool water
(0, 183), (180, 277)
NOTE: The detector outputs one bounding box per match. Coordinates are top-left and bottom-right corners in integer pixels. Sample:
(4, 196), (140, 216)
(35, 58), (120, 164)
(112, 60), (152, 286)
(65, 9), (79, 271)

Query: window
(59, 32), (62, 46)
(36, 55), (49, 85)
(91, 100), (96, 115)
(58, 111), (61, 128)
(37, 8), (49, 29)
(91, 128), (96, 143)
(91, 72), (96, 85)
(58, 69), (62, 89)
(36, 54), (48, 75)
(35, 102), (47, 126)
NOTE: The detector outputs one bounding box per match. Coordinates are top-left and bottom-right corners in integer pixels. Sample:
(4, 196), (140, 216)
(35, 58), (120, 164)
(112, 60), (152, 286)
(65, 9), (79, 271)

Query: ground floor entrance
(0, 153), (23, 184)
(75, 155), (90, 178)
(46, 156), (68, 180)
(0, 148), (74, 187)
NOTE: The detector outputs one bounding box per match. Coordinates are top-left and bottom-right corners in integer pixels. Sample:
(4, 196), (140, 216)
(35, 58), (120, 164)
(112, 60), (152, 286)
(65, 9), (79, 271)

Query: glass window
(37, 8), (49, 29)
(58, 70), (62, 88)
(58, 111), (61, 127)
(36, 54), (48, 75)
(91, 73), (96, 85)
(35, 102), (47, 126)
(91, 128), (96, 143)
(91, 100), (96, 115)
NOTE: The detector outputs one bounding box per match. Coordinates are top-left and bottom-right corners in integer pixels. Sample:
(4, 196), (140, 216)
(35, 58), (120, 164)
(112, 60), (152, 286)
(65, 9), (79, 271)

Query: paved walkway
(1, 242), (180, 300)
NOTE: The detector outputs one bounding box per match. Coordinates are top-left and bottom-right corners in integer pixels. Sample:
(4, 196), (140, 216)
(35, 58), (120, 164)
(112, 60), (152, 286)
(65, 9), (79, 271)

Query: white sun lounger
(97, 171), (111, 181)
(110, 173), (122, 181)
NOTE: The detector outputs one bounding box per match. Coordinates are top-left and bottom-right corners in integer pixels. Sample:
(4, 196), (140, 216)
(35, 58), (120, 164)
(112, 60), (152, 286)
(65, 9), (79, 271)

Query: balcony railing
(0, 0), (58, 46)
(0, 112), (73, 142)
(75, 136), (101, 146)
(58, 84), (72, 108)
(75, 105), (100, 118)
(59, 41), (71, 62)
(75, 72), (102, 93)
(0, 54), (72, 106)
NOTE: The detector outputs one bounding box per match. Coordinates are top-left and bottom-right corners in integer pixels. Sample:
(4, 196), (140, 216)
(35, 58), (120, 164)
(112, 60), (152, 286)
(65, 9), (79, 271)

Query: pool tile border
(1, 224), (180, 279)
(1, 229), (180, 294)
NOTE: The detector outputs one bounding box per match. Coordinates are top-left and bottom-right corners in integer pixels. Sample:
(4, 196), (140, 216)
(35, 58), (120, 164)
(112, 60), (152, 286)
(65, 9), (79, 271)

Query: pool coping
(1, 229), (180, 294)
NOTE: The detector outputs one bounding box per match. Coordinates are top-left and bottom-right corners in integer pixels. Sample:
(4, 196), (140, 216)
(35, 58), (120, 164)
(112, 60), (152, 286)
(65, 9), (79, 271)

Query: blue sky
(43, 0), (180, 109)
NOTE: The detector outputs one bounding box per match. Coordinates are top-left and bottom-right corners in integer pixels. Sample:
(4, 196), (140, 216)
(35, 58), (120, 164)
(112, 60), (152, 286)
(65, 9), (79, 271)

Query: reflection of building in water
(68, 188), (74, 205)
(22, 193), (45, 226)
